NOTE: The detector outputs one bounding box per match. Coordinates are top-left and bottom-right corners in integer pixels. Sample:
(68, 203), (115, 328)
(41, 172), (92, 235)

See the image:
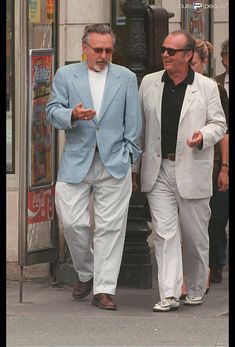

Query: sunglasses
(86, 42), (114, 55)
(160, 45), (189, 56)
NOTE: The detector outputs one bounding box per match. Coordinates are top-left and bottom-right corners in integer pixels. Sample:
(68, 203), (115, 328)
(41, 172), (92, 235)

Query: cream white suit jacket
(135, 70), (227, 198)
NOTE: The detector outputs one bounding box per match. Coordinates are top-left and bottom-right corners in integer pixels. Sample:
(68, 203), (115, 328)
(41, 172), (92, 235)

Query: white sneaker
(184, 295), (203, 306)
(153, 297), (180, 312)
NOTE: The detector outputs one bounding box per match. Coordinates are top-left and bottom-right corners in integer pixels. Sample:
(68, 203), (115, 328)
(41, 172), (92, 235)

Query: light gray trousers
(55, 152), (132, 295)
(147, 159), (211, 299)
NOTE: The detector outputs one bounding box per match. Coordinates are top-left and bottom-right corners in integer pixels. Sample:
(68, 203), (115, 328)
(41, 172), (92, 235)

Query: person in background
(209, 39), (229, 283)
(46, 24), (142, 311)
(215, 39), (229, 97)
(133, 30), (227, 312)
(180, 39), (229, 298)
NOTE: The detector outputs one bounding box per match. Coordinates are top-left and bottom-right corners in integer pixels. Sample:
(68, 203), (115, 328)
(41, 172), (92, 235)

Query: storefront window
(27, 0), (57, 252)
(28, 0), (55, 49)
(6, 0), (14, 173)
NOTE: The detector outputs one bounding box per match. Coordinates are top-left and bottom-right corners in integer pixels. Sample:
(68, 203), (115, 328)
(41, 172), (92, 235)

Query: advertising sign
(28, 186), (55, 224)
(29, 49), (54, 189)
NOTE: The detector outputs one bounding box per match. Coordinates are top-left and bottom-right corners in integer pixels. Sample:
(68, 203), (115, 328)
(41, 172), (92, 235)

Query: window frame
(6, 0), (15, 174)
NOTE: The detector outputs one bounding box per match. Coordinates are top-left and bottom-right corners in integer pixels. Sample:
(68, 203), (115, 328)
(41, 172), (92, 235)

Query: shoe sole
(153, 306), (179, 312)
(92, 298), (117, 310)
(184, 302), (202, 306)
(181, 288), (209, 300)
(72, 286), (92, 300)
(99, 304), (117, 311)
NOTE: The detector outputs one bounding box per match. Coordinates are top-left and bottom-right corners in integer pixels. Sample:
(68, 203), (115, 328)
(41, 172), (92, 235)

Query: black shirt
(161, 67), (195, 155)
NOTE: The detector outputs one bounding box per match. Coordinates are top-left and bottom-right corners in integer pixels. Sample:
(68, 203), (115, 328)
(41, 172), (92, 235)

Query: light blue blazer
(46, 62), (142, 183)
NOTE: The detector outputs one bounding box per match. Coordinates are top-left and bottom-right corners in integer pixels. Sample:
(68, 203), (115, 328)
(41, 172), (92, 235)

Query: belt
(162, 153), (175, 161)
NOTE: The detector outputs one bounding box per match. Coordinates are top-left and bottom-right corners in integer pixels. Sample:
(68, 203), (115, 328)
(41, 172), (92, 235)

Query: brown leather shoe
(92, 293), (117, 310)
(72, 278), (93, 300)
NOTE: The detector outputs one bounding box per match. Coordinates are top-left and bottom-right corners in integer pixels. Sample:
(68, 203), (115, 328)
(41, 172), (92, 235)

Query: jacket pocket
(111, 141), (123, 153)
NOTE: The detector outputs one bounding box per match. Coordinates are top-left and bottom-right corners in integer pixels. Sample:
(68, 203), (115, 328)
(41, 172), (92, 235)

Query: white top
(224, 72), (229, 97)
(88, 67), (108, 119)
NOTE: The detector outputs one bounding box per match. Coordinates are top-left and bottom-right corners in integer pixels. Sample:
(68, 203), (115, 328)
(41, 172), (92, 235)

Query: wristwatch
(221, 163), (229, 169)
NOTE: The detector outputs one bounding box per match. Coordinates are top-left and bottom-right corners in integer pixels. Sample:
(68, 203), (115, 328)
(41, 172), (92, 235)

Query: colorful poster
(28, 186), (55, 224)
(29, 50), (54, 188)
(181, 0), (210, 40)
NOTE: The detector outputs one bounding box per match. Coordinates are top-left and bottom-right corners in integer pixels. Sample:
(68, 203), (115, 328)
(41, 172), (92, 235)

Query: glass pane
(28, 0), (54, 49)
(27, 221), (53, 251)
(6, 0), (14, 173)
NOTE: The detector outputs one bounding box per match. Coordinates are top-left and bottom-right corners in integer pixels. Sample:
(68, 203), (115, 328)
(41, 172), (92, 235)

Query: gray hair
(168, 30), (196, 63)
(169, 30), (196, 52)
(82, 24), (116, 44)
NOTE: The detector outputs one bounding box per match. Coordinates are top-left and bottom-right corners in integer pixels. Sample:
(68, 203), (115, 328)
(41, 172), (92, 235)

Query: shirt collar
(224, 72), (229, 83)
(162, 66), (195, 85)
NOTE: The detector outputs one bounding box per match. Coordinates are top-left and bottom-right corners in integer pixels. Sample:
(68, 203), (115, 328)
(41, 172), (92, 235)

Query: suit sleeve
(131, 78), (145, 173)
(123, 73), (142, 163)
(199, 80), (227, 150)
(46, 67), (74, 130)
(217, 83), (229, 131)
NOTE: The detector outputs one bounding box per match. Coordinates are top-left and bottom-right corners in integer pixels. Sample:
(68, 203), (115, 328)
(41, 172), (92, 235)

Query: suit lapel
(179, 84), (197, 123)
(71, 64), (94, 109)
(97, 64), (122, 123)
(71, 63), (123, 124)
(153, 79), (164, 126)
(71, 63), (99, 125)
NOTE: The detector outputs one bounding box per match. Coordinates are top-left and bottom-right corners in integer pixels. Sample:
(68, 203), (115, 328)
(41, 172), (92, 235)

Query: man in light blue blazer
(46, 24), (141, 310)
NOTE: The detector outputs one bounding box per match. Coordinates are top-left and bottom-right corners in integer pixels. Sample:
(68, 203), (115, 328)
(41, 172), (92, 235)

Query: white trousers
(147, 159), (211, 299)
(55, 152), (132, 295)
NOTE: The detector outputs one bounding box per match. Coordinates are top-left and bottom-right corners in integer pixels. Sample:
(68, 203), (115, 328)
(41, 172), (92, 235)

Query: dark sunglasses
(86, 42), (114, 54)
(160, 45), (188, 56)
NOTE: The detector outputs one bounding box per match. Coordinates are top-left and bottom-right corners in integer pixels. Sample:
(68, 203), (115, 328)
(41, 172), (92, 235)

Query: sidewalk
(7, 270), (228, 347)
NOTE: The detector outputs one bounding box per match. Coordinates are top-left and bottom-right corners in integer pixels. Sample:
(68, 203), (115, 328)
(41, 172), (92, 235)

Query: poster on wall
(46, 0), (54, 24)
(181, 0), (212, 75)
(29, 49), (54, 189)
(29, 0), (41, 23)
(181, 0), (211, 40)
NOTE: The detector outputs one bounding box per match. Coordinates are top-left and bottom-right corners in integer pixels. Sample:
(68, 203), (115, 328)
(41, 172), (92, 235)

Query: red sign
(28, 186), (55, 224)
(30, 52), (54, 187)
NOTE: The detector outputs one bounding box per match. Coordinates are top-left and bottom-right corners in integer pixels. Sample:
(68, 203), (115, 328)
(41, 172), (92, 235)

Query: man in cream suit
(46, 24), (141, 310)
(133, 30), (227, 312)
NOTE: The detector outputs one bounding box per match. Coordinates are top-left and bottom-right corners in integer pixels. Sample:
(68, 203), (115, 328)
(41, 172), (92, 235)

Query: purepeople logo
(192, 1), (203, 12)
(179, 1), (228, 12)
